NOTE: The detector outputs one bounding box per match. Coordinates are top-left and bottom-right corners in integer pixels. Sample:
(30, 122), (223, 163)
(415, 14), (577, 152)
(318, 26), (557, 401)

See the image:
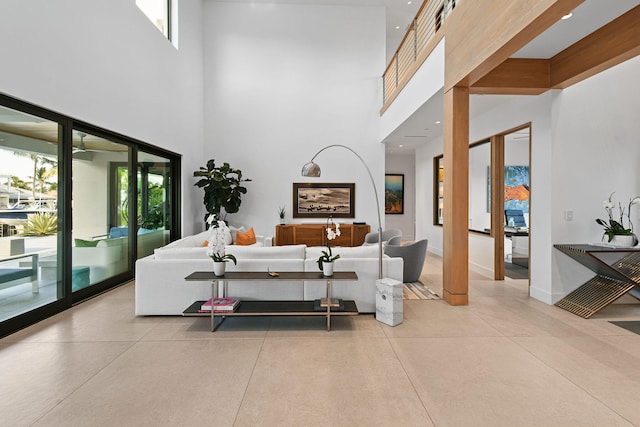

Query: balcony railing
(382, 0), (459, 112)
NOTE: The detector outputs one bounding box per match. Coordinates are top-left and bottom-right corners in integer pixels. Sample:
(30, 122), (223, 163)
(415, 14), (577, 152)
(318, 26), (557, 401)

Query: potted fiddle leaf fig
(194, 159), (251, 224)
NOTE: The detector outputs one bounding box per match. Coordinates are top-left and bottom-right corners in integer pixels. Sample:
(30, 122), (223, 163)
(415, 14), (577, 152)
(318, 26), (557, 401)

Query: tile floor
(1, 254), (640, 426)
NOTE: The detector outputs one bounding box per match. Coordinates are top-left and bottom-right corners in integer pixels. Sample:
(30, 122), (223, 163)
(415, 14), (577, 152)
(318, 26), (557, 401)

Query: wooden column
(442, 86), (469, 305)
(491, 134), (505, 280)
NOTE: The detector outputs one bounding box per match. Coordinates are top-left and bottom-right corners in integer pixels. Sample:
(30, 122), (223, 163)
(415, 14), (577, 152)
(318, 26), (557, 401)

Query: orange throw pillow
(202, 240), (209, 247)
(235, 227), (256, 245)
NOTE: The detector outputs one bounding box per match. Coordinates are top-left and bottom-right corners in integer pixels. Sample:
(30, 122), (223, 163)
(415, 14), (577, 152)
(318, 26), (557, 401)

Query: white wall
(415, 138), (442, 255)
(202, 2), (386, 237)
(414, 56), (640, 304)
(550, 56), (640, 302)
(0, 0), (205, 236)
(385, 152), (415, 240)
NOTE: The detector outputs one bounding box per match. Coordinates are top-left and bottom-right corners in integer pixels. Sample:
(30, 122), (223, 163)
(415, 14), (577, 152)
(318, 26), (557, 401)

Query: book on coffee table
(200, 297), (240, 312)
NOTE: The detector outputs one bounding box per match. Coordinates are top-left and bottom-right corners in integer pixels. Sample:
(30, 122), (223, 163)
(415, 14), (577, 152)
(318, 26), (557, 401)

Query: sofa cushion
(229, 225), (245, 244)
(153, 244), (305, 261)
(97, 237), (125, 248)
(161, 231), (210, 249)
(305, 245), (379, 260)
(74, 238), (100, 247)
(154, 246), (209, 260)
(226, 244), (306, 260)
(236, 227), (256, 245)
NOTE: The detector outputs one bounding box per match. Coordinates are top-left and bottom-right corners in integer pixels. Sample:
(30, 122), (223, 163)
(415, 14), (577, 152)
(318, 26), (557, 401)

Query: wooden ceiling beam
(470, 58), (550, 95)
(550, 5), (640, 89)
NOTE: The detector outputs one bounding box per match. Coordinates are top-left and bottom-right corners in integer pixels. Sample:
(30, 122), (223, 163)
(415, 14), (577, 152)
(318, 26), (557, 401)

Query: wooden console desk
(275, 223), (370, 246)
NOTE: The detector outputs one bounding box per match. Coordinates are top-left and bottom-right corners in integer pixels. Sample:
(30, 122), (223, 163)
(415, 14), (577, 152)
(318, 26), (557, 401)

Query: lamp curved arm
(305, 144), (384, 279)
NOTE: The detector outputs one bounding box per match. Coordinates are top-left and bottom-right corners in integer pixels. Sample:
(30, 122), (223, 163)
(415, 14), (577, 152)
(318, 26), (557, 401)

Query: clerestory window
(136, 0), (171, 40)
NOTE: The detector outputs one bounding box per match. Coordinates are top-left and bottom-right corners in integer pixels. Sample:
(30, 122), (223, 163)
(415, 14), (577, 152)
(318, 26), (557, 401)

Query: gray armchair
(386, 236), (402, 246)
(363, 229), (402, 245)
(384, 239), (428, 283)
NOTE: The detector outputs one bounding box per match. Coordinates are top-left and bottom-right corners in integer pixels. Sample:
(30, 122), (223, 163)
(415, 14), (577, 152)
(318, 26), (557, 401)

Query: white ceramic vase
(609, 235), (636, 247)
(322, 261), (334, 276)
(213, 261), (226, 276)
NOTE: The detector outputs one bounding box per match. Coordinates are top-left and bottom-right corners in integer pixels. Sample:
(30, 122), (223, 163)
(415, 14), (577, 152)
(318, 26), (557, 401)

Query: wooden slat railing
(382, 0), (461, 112)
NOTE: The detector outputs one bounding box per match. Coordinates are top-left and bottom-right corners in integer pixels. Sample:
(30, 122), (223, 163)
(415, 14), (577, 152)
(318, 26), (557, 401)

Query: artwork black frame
(292, 182), (355, 218)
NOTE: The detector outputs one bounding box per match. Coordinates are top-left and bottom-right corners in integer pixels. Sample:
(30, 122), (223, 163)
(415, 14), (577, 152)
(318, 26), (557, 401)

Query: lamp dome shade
(301, 161), (321, 177)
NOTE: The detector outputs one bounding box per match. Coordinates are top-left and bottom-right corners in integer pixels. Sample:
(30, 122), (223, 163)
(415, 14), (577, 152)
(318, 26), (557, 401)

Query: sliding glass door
(136, 150), (171, 258)
(71, 130), (132, 291)
(0, 105), (62, 322)
(0, 93), (181, 338)
(108, 150), (172, 261)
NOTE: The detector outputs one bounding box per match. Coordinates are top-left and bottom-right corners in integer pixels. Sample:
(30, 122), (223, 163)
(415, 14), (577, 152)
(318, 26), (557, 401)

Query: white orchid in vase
(317, 217), (341, 271)
(206, 214), (237, 265)
(595, 192), (640, 243)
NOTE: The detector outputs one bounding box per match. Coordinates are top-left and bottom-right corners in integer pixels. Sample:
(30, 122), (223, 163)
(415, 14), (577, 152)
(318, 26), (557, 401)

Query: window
(136, 0), (170, 40)
(0, 93), (180, 338)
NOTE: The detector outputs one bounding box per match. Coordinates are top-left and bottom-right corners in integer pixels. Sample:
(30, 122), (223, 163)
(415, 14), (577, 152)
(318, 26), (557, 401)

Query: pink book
(200, 297), (239, 312)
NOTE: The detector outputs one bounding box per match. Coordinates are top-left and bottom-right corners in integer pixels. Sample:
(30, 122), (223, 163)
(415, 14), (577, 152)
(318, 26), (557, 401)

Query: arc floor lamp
(301, 144), (383, 279)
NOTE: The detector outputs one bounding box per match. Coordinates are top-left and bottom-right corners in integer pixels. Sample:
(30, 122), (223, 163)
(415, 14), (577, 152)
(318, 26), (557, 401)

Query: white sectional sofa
(135, 232), (403, 315)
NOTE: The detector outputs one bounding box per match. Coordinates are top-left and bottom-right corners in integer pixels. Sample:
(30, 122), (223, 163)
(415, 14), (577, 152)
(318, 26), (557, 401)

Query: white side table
(375, 278), (403, 326)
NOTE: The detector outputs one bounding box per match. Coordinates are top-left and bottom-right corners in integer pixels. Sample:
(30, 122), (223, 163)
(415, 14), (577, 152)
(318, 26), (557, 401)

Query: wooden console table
(275, 223), (370, 246)
(183, 271), (358, 332)
(553, 244), (640, 318)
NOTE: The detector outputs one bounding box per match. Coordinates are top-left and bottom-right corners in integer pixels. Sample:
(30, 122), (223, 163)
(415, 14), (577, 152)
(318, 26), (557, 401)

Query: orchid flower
(318, 217), (341, 270)
(596, 192), (640, 242)
(206, 217), (236, 264)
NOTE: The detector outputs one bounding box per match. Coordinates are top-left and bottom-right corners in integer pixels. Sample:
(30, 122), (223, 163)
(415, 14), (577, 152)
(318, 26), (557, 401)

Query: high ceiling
(207, 0), (421, 61)
(2, 1), (637, 156)
(383, 0), (640, 154)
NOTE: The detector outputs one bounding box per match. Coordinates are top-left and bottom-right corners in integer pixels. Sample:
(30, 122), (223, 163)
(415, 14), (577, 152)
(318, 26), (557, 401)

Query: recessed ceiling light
(435, 121), (441, 124)
(395, 25), (400, 30)
(399, 144), (404, 148)
(561, 12), (573, 20)
(407, 1), (412, 4)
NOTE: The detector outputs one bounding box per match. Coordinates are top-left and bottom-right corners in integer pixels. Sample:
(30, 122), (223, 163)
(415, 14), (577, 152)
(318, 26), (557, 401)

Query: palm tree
(32, 165), (57, 203)
(14, 152), (56, 200)
(10, 175), (28, 190)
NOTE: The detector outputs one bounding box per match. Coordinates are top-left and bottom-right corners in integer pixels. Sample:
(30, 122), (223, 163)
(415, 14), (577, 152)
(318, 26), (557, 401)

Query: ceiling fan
(72, 132), (88, 154)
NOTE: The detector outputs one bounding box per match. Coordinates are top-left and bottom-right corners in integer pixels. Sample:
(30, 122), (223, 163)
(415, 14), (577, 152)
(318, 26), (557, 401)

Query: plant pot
(279, 218), (285, 225)
(322, 261), (334, 277)
(213, 261), (226, 276)
(609, 235), (637, 247)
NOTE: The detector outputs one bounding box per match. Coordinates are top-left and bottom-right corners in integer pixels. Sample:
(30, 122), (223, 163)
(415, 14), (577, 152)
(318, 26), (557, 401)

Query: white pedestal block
(0, 237), (25, 256)
(375, 278), (403, 326)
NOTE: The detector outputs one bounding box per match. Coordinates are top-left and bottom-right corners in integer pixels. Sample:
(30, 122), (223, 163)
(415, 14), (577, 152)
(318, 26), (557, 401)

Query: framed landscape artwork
(385, 174), (404, 214)
(293, 182), (355, 218)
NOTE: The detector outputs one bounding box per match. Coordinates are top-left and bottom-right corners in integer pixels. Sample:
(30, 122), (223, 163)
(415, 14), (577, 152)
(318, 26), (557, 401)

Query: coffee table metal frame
(184, 271), (358, 332)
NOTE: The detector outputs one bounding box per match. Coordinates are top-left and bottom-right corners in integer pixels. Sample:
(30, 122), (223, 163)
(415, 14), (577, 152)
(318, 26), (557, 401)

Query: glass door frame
(0, 92), (181, 337)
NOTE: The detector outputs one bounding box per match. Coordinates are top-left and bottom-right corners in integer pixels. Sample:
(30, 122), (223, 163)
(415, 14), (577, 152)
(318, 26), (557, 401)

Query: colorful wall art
(504, 165), (529, 213)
